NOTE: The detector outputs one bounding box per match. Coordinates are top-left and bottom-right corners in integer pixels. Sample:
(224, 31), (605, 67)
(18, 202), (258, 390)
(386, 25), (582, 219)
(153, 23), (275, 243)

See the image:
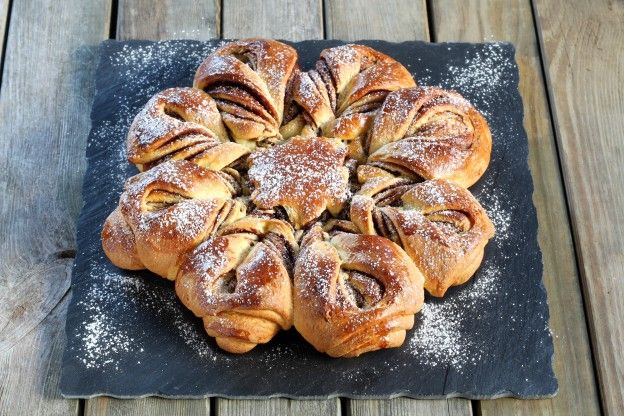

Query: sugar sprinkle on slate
(62, 39), (556, 398)
(76, 40), (513, 374)
(74, 42), (510, 369)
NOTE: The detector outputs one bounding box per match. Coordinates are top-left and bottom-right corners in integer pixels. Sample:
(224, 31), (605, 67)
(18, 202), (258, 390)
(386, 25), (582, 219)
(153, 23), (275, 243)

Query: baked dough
(351, 177), (495, 296)
(293, 226), (424, 357)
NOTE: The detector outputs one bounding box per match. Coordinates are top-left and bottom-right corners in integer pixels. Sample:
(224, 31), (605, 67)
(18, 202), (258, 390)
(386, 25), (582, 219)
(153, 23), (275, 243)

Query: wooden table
(0, 0), (621, 415)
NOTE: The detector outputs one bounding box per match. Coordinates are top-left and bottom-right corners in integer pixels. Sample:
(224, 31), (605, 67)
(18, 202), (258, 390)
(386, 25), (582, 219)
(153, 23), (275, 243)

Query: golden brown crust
(193, 39), (299, 148)
(247, 136), (350, 229)
(101, 207), (143, 270)
(126, 87), (250, 172)
(103, 40), (500, 356)
(101, 160), (246, 280)
(350, 178), (495, 297)
(293, 226), (424, 357)
(175, 217), (297, 353)
(366, 86), (492, 188)
(290, 45), (416, 159)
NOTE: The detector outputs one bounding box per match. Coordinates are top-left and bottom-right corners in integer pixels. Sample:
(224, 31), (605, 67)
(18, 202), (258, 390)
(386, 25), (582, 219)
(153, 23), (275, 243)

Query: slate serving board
(60, 39), (557, 399)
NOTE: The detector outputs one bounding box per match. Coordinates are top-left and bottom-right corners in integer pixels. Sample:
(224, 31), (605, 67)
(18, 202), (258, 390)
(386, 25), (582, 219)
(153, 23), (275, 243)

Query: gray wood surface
(117, 0), (220, 41)
(325, 0), (429, 41)
(85, 397), (210, 416)
(533, 0), (624, 414)
(0, 0), (9, 69)
(0, 0), (111, 414)
(222, 0), (323, 40)
(217, 399), (340, 416)
(326, 1), (472, 415)
(0, 297), (78, 415)
(430, 2), (601, 415)
(84, 0), (220, 414)
(348, 399), (470, 416)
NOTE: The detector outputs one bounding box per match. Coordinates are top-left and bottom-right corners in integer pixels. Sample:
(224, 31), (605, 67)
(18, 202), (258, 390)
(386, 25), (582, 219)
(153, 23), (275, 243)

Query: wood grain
(533, 0), (624, 414)
(324, 0), (429, 41)
(222, 0), (323, 40)
(85, 397), (210, 416)
(326, 1), (472, 415)
(117, 0), (220, 40)
(217, 399), (340, 416)
(0, 296), (79, 415)
(430, 1), (601, 414)
(0, 0), (9, 70)
(349, 399), (470, 416)
(0, 0), (110, 413)
(84, 0), (219, 413)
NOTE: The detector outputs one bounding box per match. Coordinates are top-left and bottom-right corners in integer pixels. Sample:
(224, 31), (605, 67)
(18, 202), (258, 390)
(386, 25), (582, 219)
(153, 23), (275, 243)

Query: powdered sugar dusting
(248, 137), (350, 226)
(408, 262), (502, 369)
(71, 40), (546, 392)
(77, 280), (136, 370)
(74, 261), (222, 369)
(109, 40), (227, 110)
(137, 200), (218, 243)
(418, 43), (512, 118)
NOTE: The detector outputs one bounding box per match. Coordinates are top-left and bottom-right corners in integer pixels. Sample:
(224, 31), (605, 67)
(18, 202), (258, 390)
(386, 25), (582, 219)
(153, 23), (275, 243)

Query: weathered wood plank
(0, 0), (111, 413)
(219, 1), (339, 414)
(0, 0), (9, 70)
(0, 296), (79, 415)
(85, 397), (210, 416)
(222, 0), (323, 40)
(85, 0), (220, 413)
(326, 1), (472, 415)
(117, 0), (220, 40)
(217, 398), (340, 416)
(533, 0), (624, 414)
(349, 399), (469, 416)
(430, 1), (601, 414)
(325, 0), (429, 41)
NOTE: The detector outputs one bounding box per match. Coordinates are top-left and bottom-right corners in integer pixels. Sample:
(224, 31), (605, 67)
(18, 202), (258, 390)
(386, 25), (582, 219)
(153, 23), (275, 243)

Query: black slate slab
(60, 39), (557, 399)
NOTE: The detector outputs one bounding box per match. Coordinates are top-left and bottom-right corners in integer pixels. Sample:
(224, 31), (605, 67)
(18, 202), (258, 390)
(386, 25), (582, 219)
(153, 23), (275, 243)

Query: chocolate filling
(372, 181), (414, 206)
(218, 271), (238, 294)
(344, 270), (384, 309)
(163, 108), (185, 121)
(263, 232), (296, 277)
(371, 208), (401, 244)
(145, 190), (190, 211)
(316, 60), (337, 112)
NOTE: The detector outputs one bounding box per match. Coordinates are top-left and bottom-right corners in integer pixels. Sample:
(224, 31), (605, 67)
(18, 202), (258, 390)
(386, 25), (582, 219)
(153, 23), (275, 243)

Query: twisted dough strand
(176, 217), (297, 353)
(126, 87), (250, 173)
(102, 160), (246, 280)
(288, 44), (416, 160)
(293, 226), (424, 357)
(350, 177), (495, 297)
(365, 86), (492, 187)
(194, 39), (299, 148)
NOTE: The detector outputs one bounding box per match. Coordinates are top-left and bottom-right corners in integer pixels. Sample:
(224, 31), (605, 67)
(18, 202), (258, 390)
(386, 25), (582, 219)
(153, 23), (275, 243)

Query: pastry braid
(126, 87), (250, 173)
(350, 176), (495, 297)
(194, 39), (299, 148)
(101, 160), (246, 280)
(364, 86), (491, 188)
(289, 44), (416, 160)
(176, 217), (297, 353)
(293, 226), (424, 357)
